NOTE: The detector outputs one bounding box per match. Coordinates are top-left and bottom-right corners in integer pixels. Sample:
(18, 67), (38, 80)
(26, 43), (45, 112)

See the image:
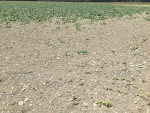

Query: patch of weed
(58, 38), (65, 43)
(76, 50), (89, 55)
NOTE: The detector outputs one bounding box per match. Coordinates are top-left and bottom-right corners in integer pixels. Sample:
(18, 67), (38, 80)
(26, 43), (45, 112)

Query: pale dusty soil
(0, 13), (150, 113)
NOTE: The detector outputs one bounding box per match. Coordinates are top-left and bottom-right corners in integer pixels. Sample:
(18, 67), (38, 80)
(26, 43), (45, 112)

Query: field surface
(0, 2), (150, 113)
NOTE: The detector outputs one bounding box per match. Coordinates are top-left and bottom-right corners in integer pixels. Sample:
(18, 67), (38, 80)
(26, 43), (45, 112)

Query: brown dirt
(0, 13), (150, 113)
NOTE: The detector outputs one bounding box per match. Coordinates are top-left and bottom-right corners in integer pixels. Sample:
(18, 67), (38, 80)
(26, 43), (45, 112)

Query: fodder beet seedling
(85, 37), (90, 40)
(111, 49), (115, 53)
(136, 68), (141, 73)
(122, 68), (127, 71)
(106, 87), (112, 90)
(85, 71), (91, 74)
(123, 62), (126, 65)
(68, 79), (73, 83)
(116, 88), (122, 93)
(126, 79), (131, 82)
(136, 94), (144, 98)
(141, 78), (147, 83)
(131, 76), (135, 81)
(96, 100), (112, 108)
(72, 94), (76, 100)
(113, 77), (119, 80)
(120, 78), (125, 81)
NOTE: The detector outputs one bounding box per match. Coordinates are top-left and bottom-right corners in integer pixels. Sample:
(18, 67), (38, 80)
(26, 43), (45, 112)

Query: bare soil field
(0, 13), (150, 113)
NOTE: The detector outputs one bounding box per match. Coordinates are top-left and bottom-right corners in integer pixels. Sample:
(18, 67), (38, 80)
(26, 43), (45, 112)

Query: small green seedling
(131, 76), (135, 81)
(106, 87), (112, 90)
(72, 94), (76, 100)
(85, 37), (90, 40)
(124, 91), (127, 94)
(120, 78), (125, 81)
(101, 100), (112, 107)
(113, 77), (119, 80)
(141, 78), (147, 83)
(137, 94), (143, 98)
(122, 68), (127, 71)
(123, 62), (126, 65)
(32, 87), (35, 90)
(68, 79), (72, 83)
(85, 71), (91, 74)
(126, 79), (131, 82)
(136, 68), (141, 73)
(116, 88), (122, 93)
(96, 100), (112, 107)
(111, 49), (115, 53)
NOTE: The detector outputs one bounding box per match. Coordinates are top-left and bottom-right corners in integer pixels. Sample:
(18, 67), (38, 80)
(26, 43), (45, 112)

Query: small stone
(21, 88), (26, 91)
(135, 101), (137, 104)
(69, 99), (74, 101)
(93, 103), (97, 107)
(29, 104), (32, 107)
(18, 101), (24, 106)
(24, 98), (29, 102)
(73, 101), (79, 105)
(82, 102), (88, 107)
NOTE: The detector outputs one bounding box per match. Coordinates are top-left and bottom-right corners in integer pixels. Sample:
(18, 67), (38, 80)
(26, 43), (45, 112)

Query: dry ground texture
(0, 10), (150, 113)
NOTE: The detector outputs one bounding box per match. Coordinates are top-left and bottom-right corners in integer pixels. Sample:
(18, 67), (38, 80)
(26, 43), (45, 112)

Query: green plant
(96, 100), (112, 107)
(106, 87), (112, 90)
(141, 38), (148, 43)
(32, 87), (35, 90)
(85, 71), (91, 74)
(131, 76), (135, 81)
(85, 37), (90, 40)
(120, 78), (125, 81)
(56, 27), (60, 29)
(101, 22), (107, 25)
(58, 38), (65, 43)
(96, 58), (100, 61)
(116, 88), (122, 93)
(72, 94), (76, 100)
(101, 100), (112, 107)
(122, 68), (127, 71)
(75, 23), (81, 30)
(137, 94), (143, 98)
(126, 79), (131, 82)
(111, 49), (115, 53)
(144, 17), (150, 21)
(131, 46), (139, 50)
(141, 78), (147, 83)
(123, 62), (126, 65)
(68, 79), (72, 82)
(124, 91), (127, 94)
(136, 68), (141, 73)
(76, 50), (89, 55)
(113, 77), (119, 80)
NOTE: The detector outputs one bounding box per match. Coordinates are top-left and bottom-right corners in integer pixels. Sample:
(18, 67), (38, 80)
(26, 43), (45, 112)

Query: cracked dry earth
(0, 14), (150, 113)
